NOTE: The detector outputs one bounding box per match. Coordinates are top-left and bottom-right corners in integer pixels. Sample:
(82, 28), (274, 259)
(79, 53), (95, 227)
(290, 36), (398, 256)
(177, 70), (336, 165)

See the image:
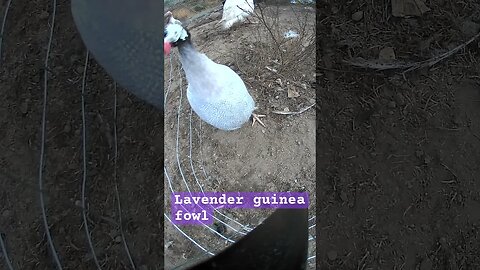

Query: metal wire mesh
(16, 1), (137, 269)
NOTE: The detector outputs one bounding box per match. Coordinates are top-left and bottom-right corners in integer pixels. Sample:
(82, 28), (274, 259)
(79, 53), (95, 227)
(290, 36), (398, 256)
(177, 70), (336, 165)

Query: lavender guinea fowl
(218, 0), (255, 30)
(164, 12), (265, 131)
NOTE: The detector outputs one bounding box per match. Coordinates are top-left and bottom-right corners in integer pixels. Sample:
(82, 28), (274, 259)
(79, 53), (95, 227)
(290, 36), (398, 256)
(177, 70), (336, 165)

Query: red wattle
(164, 42), (172, 55)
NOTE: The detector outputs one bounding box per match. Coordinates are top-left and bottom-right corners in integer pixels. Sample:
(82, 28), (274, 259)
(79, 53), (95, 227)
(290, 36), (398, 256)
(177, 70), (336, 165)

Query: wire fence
(1, 1), (142, 269)
(36, 2), (138, 269)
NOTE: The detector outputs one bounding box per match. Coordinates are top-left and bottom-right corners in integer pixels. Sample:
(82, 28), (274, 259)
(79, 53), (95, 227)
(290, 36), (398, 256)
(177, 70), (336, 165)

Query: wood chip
(379, 47), (396, 60)
(287, 86), (300, 98)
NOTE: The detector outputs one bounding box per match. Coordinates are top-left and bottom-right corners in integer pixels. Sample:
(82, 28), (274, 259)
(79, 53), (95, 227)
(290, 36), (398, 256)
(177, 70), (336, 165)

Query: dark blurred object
(71, 0), (164, 110)
(174, 208), (309, 270)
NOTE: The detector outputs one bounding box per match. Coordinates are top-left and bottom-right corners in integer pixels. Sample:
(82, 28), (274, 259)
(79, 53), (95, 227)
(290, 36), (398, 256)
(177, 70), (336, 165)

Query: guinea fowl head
(164, 11), (191, 55)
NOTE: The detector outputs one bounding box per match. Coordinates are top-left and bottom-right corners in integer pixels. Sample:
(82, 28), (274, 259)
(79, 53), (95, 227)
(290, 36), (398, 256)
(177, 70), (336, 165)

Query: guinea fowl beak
(164, 42), (172, 55)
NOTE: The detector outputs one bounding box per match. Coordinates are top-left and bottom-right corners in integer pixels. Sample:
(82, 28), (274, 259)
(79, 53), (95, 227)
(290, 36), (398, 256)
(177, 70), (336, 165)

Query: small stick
(343, 31), (480, 72)
(0, 233), (14, 270)
(0, 0), (13, 66)
(441, 163), (458, 181)
(272, 103), (315, 115)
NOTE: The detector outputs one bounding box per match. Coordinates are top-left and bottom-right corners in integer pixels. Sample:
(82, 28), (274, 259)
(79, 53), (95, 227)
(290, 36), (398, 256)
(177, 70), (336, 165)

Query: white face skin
(164, 16), (188, 43)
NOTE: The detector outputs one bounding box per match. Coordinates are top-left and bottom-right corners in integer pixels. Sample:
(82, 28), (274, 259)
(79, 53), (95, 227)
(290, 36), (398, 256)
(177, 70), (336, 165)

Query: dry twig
(272, 103), (315, 115)
(343, 31), (480, 73)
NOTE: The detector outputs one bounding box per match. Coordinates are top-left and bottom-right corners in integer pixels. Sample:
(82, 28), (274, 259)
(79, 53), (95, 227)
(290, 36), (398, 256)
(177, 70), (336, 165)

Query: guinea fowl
(164, 12), (265, 131)
(218, 0), (255, 30)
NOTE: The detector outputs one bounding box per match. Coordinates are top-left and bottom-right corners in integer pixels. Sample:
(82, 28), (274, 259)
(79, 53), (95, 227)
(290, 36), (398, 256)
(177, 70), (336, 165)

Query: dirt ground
(163, 2), (316, 269)
(317, 1), (480, 270)
(1, 0), (163, 269)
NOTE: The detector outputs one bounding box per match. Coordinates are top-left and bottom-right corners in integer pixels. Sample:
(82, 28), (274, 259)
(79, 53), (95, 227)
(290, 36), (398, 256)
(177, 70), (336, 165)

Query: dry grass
(172, 7), (195, 21)
(234, 3), (316, 79)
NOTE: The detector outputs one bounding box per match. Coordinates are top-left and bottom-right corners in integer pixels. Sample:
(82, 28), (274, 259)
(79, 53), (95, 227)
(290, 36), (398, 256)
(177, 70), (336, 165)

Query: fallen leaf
(327, 250), (337, 261)
(379, 47), (396, 60)
(287, 87), (300, 98)
(352, 11), (363, 21)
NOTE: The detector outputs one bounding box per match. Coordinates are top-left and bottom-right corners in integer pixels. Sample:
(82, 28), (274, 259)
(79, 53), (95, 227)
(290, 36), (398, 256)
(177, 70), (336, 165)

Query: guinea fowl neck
(177, 41), (211, 81)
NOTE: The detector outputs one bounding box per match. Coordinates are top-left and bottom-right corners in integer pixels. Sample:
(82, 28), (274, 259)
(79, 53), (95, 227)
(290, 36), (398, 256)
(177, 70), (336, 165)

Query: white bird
(218, 0), (255, 30)
(164, 12), (265, 131)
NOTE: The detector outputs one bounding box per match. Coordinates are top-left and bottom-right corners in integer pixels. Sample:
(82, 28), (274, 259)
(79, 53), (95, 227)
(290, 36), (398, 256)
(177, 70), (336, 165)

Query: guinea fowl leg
(245, 17), (259, 25)
(251, 113), (266, 128)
